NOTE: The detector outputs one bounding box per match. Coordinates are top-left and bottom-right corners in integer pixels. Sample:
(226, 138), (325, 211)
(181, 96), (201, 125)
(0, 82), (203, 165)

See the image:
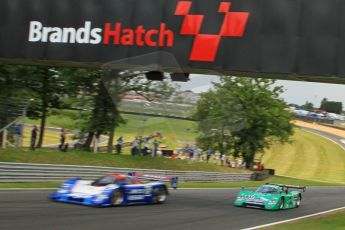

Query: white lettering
(62, 28), (76, 43)
(76, 21), (91, 43)
(90, 28), (102, 44)
(42, 27), (53, 42)
(28, 21), (43, 42)
(49, 27), (63, 43)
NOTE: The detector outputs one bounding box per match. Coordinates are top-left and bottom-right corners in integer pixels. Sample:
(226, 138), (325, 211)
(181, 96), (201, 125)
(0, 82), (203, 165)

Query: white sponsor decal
(127, 189), (144, 194)
(127, 195), (144, 201)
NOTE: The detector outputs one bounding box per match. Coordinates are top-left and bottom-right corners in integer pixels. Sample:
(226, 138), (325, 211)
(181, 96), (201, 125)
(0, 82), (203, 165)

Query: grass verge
(265, 210), (345, 230)
(0, 176), (342, 189)
(0, 148), (244, 173)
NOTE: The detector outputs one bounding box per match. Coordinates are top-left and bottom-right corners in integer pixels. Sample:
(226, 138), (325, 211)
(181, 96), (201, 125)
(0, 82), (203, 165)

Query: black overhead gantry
(0, 0), (345, 84)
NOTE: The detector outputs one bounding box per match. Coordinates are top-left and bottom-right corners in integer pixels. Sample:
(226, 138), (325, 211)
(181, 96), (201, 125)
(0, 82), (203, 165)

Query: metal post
(20, 108), (26, 148)
(20, 99), (33, 148)
(93, 134), (99, 153)
(2, 129), (7, 148)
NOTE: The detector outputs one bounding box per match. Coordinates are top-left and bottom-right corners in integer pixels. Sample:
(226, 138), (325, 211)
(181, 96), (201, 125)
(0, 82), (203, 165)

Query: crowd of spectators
(120, 136), (247, 169)
(127, 133), (163, 157)
(25, 125), (250, 170)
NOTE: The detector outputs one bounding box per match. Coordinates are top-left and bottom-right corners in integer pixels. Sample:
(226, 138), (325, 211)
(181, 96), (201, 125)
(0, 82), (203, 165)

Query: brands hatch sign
(28, 22), (174, 48)
(1, 0), (345, 83)
(27, 1), (249, 62)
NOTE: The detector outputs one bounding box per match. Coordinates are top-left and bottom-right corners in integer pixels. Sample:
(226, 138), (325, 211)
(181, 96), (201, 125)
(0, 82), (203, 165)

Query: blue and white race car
(50, 172), (178, 207)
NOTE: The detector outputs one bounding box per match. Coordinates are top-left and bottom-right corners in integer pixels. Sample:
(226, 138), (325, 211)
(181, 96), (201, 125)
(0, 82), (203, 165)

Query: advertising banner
(1, 0), (345, 83)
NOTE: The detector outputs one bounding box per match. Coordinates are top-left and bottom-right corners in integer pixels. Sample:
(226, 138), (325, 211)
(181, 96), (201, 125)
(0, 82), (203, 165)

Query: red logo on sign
(175, 1), (250, 62)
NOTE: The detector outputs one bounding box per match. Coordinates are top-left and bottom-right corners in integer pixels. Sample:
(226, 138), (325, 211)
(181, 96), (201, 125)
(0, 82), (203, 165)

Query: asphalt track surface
(1, 187), (345, 230)
(300, 126), (345, 150)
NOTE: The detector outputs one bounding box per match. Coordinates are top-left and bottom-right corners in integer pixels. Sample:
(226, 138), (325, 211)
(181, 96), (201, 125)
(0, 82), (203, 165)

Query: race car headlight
(57, 183), (73, 194)
(268, 198), (278, 205)
(94, 194), (109, 203)
(57, 188), (68, 194)
(236, 195), (245, 201)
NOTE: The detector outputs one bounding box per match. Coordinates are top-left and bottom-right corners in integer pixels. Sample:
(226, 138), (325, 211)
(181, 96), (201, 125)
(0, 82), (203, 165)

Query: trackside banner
(1, 0), (345, 82)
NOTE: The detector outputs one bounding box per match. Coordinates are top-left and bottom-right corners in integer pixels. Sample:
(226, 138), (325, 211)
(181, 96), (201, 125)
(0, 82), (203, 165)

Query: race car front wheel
(111, 190), (124, 206)
(153, 187), (167, 204)
(296, 195), (301, 208)
(279, 198), (284, 209)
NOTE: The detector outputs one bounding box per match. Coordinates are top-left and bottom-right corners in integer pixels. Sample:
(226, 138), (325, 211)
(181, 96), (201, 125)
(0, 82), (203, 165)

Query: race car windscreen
(255, 186), (279, 194)
(91, 176), (117, 186)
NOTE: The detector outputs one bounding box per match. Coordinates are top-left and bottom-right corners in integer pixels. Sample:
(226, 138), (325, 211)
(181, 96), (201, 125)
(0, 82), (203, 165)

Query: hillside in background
(262, 129), (345, 183)
(25, 110), (345, 182)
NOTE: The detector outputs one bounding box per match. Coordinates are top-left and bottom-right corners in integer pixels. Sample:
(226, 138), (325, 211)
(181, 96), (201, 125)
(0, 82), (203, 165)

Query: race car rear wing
(128, 172), (178, 189)
(267, 183), (306, 192)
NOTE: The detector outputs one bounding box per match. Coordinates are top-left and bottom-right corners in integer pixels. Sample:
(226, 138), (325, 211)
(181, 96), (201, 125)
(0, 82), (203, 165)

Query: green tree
(321, 101), (342, 114)
(320, 98), (328, 110)
(301, 101), (314, 111)
(58, 68), (117, 152)
(63, 68), (176, 153)
(101, 71), (176, 153)
(194, 77), (294, 168)
(19, 66), (69, 148)
(0, 65), (68, 147)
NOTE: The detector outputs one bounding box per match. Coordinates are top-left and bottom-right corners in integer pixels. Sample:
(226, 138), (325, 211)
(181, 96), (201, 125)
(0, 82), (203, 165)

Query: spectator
(59, 128), (66, 150)
(138, 136), (143, 156)
(131, 137), (139, 156)
(195, 148), (202, 161)
(188, 145), (194, 159)
(231, 158), (236, 168)
(30, 125), (38, 151)
(256, 162), (264, 171)
(206, 148), (213, 163)
(116, 136), (123, 155)
(14, 123), (22, 147)
(237, 158), (243, 168)
(152, 139), (159, 157)
(214, 151), (221, 165)
(226, 156), (230, 167)
(61, 143), (69, 152)
(221, 154), (226, 166)
(143, 138), (150, 156)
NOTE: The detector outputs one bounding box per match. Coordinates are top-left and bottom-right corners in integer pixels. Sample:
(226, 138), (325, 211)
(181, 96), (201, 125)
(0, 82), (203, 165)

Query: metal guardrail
(0, 162), (252, 183)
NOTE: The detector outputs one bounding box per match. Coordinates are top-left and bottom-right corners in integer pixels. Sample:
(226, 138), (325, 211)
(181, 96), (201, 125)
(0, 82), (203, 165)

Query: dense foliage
(194, 77), (294, 168)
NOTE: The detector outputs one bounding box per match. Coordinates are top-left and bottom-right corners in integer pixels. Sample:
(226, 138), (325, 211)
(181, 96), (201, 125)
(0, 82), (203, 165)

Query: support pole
(2, 129), (7, 148)
(93, 134), (99, 153)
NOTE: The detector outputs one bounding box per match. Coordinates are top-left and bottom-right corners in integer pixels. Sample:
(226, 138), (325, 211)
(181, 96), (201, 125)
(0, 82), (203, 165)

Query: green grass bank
(266, 210), (345, 230)
(0, 148), (243, 173)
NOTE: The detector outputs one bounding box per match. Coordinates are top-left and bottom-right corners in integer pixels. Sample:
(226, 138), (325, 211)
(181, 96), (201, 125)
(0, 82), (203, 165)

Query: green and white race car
(234, 183), (306, 210)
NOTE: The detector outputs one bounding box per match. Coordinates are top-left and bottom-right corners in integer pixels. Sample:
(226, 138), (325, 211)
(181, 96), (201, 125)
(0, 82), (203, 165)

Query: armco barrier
(0, 162), (252, 183)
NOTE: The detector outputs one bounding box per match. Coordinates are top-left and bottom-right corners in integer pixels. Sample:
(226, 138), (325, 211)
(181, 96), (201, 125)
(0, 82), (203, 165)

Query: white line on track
(242, 206), (345, 230)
